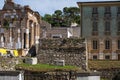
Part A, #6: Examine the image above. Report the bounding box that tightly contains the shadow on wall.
[28,45,36,57]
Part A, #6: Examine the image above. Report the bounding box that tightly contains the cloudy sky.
[0,0,117,16]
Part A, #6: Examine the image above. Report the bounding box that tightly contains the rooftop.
[77,0,120,3]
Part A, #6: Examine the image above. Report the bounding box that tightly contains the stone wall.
[0,57,22,71]
[37,38,86,70]
[98,69,120,80]
[24,70,76,80]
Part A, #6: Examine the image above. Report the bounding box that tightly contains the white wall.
[88,76,100,80]
[77,76,100,80]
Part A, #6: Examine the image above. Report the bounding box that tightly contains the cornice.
[77,1,120,7]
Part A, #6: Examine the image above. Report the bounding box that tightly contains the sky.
[0,0,118,16]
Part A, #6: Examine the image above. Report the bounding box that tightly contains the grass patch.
[16,63,79,72]
[89,60,120,70]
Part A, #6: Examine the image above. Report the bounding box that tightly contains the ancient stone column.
[25,19,29,49]
[17,29,21,48]
[25,28,29,49]
[30,22,34,46]
[1,34,4,47]
[35,23,39,44]
[37,23,40,39]
[9,28,12,49]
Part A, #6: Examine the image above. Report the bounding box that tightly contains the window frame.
[118,21,120,32]
[118,40,120,49]
[105,21,110,32]
[92,21,98,32]
[93,55,98,60]
[92,7,98,14]
[105,55,110,60]
[105,6,111,14]
[105,40,111,49]
[92,40,99,50]
[117,7,120,14]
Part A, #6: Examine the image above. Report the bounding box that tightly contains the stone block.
[54,60,65,66]
[77,72,100,80]
[25,57,37,65]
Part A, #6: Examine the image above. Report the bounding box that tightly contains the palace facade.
[77,1,120,60]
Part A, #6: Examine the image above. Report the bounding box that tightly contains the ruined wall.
[37,38,86,70]
[0,57,22,71]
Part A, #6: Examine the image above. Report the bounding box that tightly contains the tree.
[42,7,80,27]
[52,10,63,27]
[42,14,52,24]
[63,7,80,26]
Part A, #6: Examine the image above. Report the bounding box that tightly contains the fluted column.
[35,23,39,44]
[17,29,21,49]
[25,28,29,49]
[30,22,34,46]
[25,19,29,49]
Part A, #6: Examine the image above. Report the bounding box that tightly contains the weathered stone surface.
[54,59,65,66]
[37,38,86,70]
[25,57,37,65]
[0,57,22,71]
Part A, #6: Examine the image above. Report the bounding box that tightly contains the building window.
[118,7,120,14]
[105,40,111,49]
[93,55,97,60]
[118,40,120,49]
[92,7,98,20]
[105,55,110,60]
[92,7,98,14]
[92,21,98,31]
[93,40,98,49]
[118,21,120,32]
[105,21,110,32]
[104,7,111,19]
[105,6,111,13]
